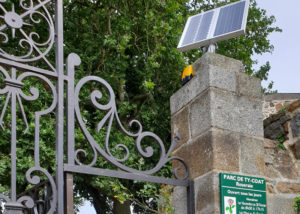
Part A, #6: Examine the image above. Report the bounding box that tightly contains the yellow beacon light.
[181,65,194,86]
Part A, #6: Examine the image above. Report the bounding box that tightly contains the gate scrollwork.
[0,0,57,213]
[71,55,189,178]
[64,53,189,182]
[0,0,192,213]
[0,0,55,69]
[0,64,57,213]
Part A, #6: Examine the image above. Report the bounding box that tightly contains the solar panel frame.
[177,0,250,52]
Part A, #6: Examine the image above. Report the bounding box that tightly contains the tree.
[0,0,281,213]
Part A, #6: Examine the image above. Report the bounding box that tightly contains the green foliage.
[294,196,300,212]
[158,185,174,214]
[280,105,287,114]
[277,135,284,144]
[277,135,285,150]
[0,0,281,213]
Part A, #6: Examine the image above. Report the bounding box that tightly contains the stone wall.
[171,53,300,214]
[263,93,300,119]
[263,98,300,213]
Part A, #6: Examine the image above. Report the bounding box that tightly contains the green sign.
[220,173,267,214]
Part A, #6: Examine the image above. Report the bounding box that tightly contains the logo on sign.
[224,196,236,214]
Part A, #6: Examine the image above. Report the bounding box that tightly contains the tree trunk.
[87,185,106,214]
[113,200,131,214]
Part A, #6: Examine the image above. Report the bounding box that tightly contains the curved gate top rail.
[0,1,194,214]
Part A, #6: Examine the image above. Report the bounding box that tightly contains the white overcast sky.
[254,0,300,93]
[78,1,300,213]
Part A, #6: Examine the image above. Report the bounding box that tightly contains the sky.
[79,201,96,214]
[78,1,300,213]
[254,0,300,93]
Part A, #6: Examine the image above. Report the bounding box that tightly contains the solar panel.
[214,1,246,37]
[195,11,214,42]
[182,14,202,46]
[177,0,250,52]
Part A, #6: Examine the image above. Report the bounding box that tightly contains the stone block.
[273,149,298,180]
[173,129,239,179]
[275,103,283,111]
[264,164,280,179]
[212,129,240,172]
[287,100,300,112]
[195,52,244,73]
[207,65,236,93]
[170,53,241,115]
[264,138,277,149]
[237,72,262,99]
[194,171,220,214]
[239,135,265,175]
[279,115,291,124]
[277,182,300,194]
[264,121,285,140]
[264,93,300,102]
[189,89,212,138]
[171,106,190,150]
[173,131,214,179]
[295,139,300,159]
[267,195,296,214]
[266,183,275,194]
[263,138,299,179]
[188,88,263,139]
[173,186,187,214]
[263,111,285,127]
[210,88,263,137]
[170,69,208,115]
[264,146,275,164]
[291,112,300,137]
[275,151,299,180]
[264,114,291,140]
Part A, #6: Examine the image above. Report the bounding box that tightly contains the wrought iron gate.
[0,0,194,213]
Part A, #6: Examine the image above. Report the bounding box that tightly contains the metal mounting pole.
[208,43,217,53]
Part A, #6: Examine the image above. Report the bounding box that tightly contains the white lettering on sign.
[237,176,244,182]
[224,174,264,185]
[256,207,265,211]
[246,198,258,202]
[227,190,240,195]
[256,203,266,207]
[224,174,236,181]
[254,193,262,197]
[236,182,253,188]
[250,178,264,184]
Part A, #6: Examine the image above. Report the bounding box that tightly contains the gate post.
[55,0,65,212]
[171,53,264,213]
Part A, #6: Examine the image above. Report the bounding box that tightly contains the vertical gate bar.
[66,53,78,166]
[10,69,17,202]
[187,180,195,214]
[55,0,64,213]
[65,53,80,214]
